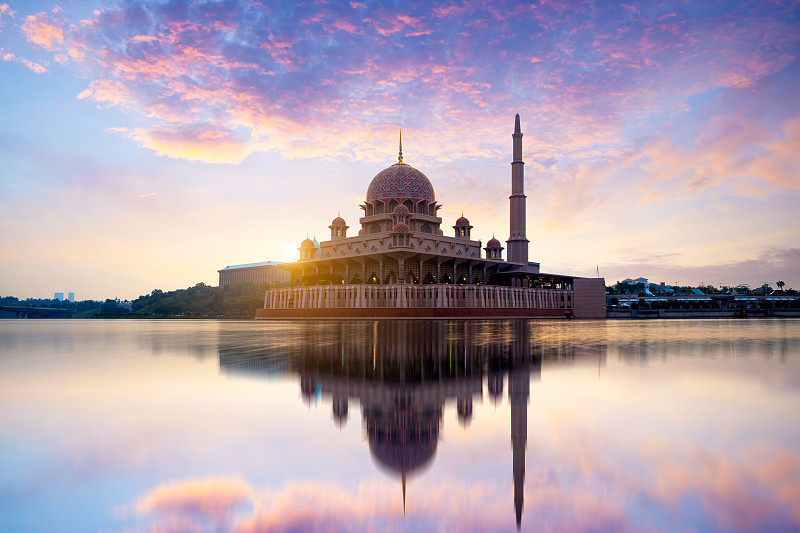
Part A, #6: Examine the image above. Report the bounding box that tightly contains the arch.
[366,203,374,216]
[370,224,381,234]
[421,223,432,234]
[388,199,398,212]
[403,199,413,212]
[376,201,385,214]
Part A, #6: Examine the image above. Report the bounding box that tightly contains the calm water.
[0,319,799,533]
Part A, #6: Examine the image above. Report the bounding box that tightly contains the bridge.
[0,306,70,319]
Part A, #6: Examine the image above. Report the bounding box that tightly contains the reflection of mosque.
[218,320,606,530]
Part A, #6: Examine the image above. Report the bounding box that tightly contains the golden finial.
[402,472,407,514]
[398,129,403,164]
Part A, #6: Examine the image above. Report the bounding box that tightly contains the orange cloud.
[130,126,253,164]
[137,476,253,518]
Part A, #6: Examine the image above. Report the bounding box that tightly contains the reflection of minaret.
[510,365,529,530]
[508,114,529,265]
[509,320,533,530]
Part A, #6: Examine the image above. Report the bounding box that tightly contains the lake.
[1,318,799,532]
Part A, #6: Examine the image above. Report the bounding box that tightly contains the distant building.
[54,292,64,301]
[621,277,649,285]
[218,261,291,288]
[67,292,75,302]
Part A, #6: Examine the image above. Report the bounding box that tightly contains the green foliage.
[128,281,267,318]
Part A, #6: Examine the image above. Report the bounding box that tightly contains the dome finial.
[402,472,407,514]
[398,129,403,164]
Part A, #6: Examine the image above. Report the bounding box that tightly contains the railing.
[265,284,572,310]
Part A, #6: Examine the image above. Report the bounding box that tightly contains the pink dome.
[486,237,502,248]
[367,163,435,203]
[331,216,347,226]
[393,204,410,214]
[393,222,410,233]
[455,216,470,226]
[300,237,316,248]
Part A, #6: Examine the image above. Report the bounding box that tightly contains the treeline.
[124,281,267,318]
[1,281,269,319]
[0,296,102,318]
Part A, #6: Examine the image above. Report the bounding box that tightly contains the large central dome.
[366,162,436,203]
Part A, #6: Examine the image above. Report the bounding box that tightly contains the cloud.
[136,476,253,519]
[129,125,253,164]
[21,11,64,50]
[126,436,800,533]
[3,0,794,169]
[0,3,15,27]
[1,50,47,73]
[598,247,800,288]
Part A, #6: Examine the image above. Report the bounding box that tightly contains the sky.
[0,0,798,300]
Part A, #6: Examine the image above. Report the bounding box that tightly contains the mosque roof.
[393,222,410,233]
[331,216,347,226]
[455,215,470,226]
[393,204,410,214]
[218,261,285,271]
[367,162,435,204]
[300,237,316,248]
[486,237,502,248]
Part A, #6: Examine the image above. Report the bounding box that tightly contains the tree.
[777,280,785,292]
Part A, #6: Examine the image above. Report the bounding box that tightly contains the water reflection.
[219,320,607,529]
[1,319,799,532]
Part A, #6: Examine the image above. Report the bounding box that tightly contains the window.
[421,223,432,234]
[370,224,381,234]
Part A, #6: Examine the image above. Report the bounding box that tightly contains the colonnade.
[264,284,572,310]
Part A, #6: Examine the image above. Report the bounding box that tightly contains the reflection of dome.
[301,237,316,248]
[455,216,470,226]
[333,396,348,428]
[393,204,410,214]
[486,237,502,248]
[331,216,347,226]
[393,223,410,233]
[367,163,435,203]
[488,371,504,403]
[457,397,473,428]
[368,425,438,476]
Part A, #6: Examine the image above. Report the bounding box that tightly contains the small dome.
[300,237,316,248]
[393,222,410,233]
[455,216,470,226]
[486,237,502,248]
[393,204,410,214]
[331,216,347,226]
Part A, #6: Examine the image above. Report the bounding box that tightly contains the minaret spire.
[398,129,404,164]
[507,113,529,265]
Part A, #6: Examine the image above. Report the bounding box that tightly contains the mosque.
[256,115,605,319]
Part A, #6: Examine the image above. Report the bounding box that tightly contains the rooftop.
[219,261,286,271]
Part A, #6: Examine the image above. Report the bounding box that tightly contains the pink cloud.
[0,3,15,26]
[21,11,64,50]
[1,50,47,73]
[4,0,796,177]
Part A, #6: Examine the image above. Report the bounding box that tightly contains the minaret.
[507,114,529,264]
